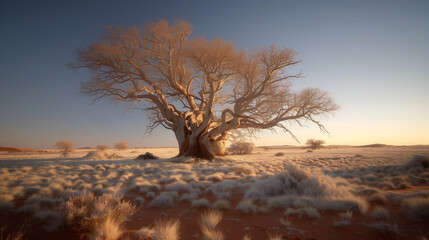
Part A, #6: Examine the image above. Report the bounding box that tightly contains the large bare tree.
[70,20,338,160]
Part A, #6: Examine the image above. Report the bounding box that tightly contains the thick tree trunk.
[172,113,228,160]
[174,130,226,160]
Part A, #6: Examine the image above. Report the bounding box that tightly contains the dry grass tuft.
[0,227,25,240]
[136,218,180,240]
[65,192,136,240]
[200,210,224,240]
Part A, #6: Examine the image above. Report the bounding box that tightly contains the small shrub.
[372,206,390,221]
[274,152,285,157]
[367,193,387,205]
[212,200,230,211]
[55,140,74,157]
[192,198,210,208]
[305,139,325,150]
[363,221,400,235]
[148,195,174,208]
[82,151,120,160]
[96,145,109,151]
[136,152,159,160]
[227,142,254,155]
[333,211,353,227]
[133,197,145,205]
[114,142,128,151]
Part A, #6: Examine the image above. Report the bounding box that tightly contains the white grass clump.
[165,183,193,193]
[401,197,429,221]
[247,162,368,213]
[212,200,230,211]
[363,221,400,235]
[65,192,136,239]
[179,192,199,202]
[136,219,180,240]
[367,192,387,205]
[146,191,156,199]
[148,195,174,208]
[235,200,258,214]
[82,151,120,161]
[333,211,353,227]
[160,191,179,200]
[372,206,390,221]
[192,198,210,208]
[34,210,65,232]
[233,165,256,176]
[200,210,224,240]
[284,207,321,219]
[133,196,145,205]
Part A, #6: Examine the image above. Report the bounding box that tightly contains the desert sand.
[1,145,428,239]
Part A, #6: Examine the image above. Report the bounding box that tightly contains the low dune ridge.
[0,146,34,152]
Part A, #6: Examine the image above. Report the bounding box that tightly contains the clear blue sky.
[1,0,428,148]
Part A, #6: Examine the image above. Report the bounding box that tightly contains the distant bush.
[96,145,109,151]
[274,152,285,157]
[114,142,128,151]
[306,139,325,150]
[136,152,159,160]
[55,140,74,157]
[227,142,254,155]
[82,151,120,160]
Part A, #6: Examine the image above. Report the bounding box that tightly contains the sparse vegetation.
[367,193,387,205]
[65,192,136,240]
[200,210,224,240]
[136,218,180,240]
[305,139,325,150]
[372,206,390,221]
[96,145,109,151]
[228,142,254,155]
[114,142,128,151]
[55,140,74,157]
[136,152,159,160]
[0,228,25,240]
[333,211,353,227]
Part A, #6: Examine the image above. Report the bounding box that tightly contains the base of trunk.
[176,138,226,160]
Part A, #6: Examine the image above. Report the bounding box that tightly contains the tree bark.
[173,124,226,160]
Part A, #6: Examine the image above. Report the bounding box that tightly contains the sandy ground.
[1,145,428,239]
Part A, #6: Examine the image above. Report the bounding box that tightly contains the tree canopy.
[70,20,338,159]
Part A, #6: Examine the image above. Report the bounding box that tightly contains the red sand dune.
[0,146,34,152]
